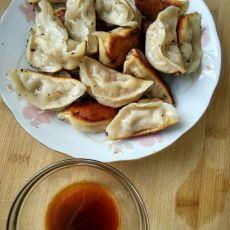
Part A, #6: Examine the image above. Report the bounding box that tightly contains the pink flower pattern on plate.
[201,27,211,47]
[135,133,163,147]
[19,1,36,22]
[23,104,55,127]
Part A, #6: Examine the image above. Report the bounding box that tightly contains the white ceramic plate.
[0,0,221,162]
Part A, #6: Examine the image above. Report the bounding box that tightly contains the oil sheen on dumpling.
[8,69,86,110]
[106,100,179,140]
[178,13,203,74]
[94,27,140,69]
[123,49,173,104]
[79,57,153,108]
[65,0,98,55]
[26,0,86,73]
[95,0,142,27]
[145,6,186,74]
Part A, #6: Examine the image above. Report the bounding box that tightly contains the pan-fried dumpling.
[79,57,153,108]
[135,0,189,20]
[95,0,142,27]
[65,0,98,55]
[124,49,173,104]
[145,6,186,74]
[178,13,203,74]
[26,0,86,73]
[106,100,179,140]
[94,27,140,69]
[8,69,86,110]
[58,102,117,132]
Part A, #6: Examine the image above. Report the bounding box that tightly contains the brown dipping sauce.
[45,182,120,230]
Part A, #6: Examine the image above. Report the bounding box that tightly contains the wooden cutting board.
[0,0,229,229]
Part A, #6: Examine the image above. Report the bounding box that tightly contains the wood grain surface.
[0,0,229,229]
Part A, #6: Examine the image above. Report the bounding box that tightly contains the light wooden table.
[0,0,229,229]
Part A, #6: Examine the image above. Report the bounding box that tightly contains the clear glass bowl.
[7,159,149,230]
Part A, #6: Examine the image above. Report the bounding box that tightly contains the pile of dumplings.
[8,0,202,140]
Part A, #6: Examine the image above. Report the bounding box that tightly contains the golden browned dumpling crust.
[135,0,189,20]
[94,27,141,69]
[58,102,117,132]
[177,13,203,74]
[64,102,117,123]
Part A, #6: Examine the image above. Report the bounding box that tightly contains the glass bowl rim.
[7,158,149,230]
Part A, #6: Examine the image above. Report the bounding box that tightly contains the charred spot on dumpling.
[135,0,189,20]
